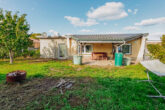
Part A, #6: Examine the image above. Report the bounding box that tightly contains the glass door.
[58,44,67,59]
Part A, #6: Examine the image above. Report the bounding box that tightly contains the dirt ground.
[0,77,92,110]
[0,78,59,110]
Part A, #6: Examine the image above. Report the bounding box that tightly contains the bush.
[22,49,40,58]
[0,47,8,59]
[161,35,165,48]
[32,50,40,58]
[147,44,165,63]
[0,48,40,59]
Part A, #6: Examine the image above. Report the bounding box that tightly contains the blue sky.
[0,0,165,40]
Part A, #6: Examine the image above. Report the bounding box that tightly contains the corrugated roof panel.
[70,33,148,42]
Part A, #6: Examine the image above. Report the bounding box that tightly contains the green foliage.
[28,50,40,58]
[0,46,8,58]
[0,9,32,63]
[30,33,41,39]
[147,44,165,63]
[147,35,165,63]
[33,50,40,58]
[21,49,40,58]
[161,35,165,48]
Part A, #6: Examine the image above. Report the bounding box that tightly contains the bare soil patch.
[0,77,92,110]
[0,78,58,110]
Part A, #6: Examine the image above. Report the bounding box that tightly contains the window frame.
[78,44,93,55]
[122,44,132,55]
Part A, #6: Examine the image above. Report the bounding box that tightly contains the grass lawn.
[0,59,165,110]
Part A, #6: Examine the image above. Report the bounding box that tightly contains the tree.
[147,35,165,63]
[161,35,165,48]
[0,9,32,64]
[30,33,41,39]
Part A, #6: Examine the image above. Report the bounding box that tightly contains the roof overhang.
[78,41,124,43]
[70,33,149,43]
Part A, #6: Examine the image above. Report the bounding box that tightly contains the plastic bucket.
[123,57,131,66]
[73,55,82,65]
[115,53,123,67]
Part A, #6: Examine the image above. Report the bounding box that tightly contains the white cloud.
[80,29,95,33]
[148,32,165,40]
[64,16,98,27]
[128,9,132,13]
[128,9,138,14]
[114,23,118,26]
[133,9,138,14]
[123,26,140,31]
[103,22,107,25]
[135,17,165,26]
[49,29,60,36]
[87,2,128,20]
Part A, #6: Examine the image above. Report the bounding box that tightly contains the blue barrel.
[115,53,123,67]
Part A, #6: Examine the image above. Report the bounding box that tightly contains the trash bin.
[123,57,131,66]
[115,53,123,67]
[73,55,82,65]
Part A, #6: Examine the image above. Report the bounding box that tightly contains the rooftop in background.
[37,35,66,39]
[69,33,148,42]
[147,40,161,44]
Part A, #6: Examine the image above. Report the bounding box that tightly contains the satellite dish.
[57,32,60,37]
[42,32,47,38]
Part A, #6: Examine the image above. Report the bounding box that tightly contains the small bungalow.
[39,33,148,63]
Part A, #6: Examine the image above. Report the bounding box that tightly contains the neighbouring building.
[30,38,40,49]
[38,33,148,63]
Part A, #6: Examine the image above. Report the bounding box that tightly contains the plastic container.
[115,53,123,67]
[123,57,131,66]
[73,55,82,65]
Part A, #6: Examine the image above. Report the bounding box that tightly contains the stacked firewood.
[55,79,75,94]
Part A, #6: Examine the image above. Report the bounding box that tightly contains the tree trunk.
[9,50,14,64]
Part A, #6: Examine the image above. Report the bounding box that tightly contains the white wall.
[40,38,67,59]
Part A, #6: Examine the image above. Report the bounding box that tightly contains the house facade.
[39,33,148,63]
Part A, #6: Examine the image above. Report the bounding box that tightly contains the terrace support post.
[77,41,79,56]
[67,37,70,57]
[80,43,82,55]
[135,35,147,64]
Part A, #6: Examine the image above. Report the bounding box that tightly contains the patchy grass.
[0,59,165,110]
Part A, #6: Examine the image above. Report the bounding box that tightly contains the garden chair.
[140,60,165,99]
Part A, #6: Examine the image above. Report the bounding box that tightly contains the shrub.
[147,44,165,63]
[32,50,40,58]
[161,35,165,48]
[0,47,8,59]
[25,50,40,58]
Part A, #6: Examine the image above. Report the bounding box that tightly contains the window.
[85,45,92,53]
[78,44,93,54]
[122,44,132,54]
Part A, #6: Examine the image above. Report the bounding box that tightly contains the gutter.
[114,40,126,53]
[78,40,124,43]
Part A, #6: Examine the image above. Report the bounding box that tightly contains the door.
[58,44,67,59]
